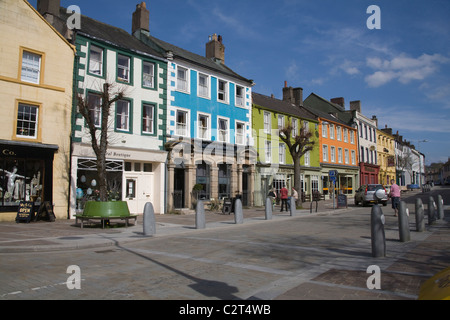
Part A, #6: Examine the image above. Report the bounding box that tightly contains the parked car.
[355,184,388,206]
[407,184,420,190]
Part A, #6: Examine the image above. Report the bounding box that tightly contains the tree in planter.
[279,124,316,207]
[77,82,125,202]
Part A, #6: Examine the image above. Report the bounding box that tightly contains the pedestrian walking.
[280,185,289,212]
[268,188,277,208]
[389,179,401,216]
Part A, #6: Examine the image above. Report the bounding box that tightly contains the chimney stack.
[350,100,362,113]
[282,82,303,107]
[331,97,345,109]
[37,0,60,17]
[132,2,150,36]
[206,34,225,64]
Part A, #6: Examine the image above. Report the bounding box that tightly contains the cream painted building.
[0,0,75,221]
[377,127,396,186]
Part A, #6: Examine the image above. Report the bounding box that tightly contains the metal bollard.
[265,197,273,220]
[143,202,156,236]
[398,201,410,242]
[415,198,425,232]
[371,204,386,258]
[428,196,436,225]
[437,195,444,220]
[234,198,243,224]
[289,197,297,216]
[195,200,206,229]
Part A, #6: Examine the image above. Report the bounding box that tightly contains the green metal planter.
[82,201,131,218]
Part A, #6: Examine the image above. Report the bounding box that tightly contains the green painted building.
[252,91,320,206]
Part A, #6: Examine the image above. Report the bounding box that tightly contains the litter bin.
[222,198,232,214]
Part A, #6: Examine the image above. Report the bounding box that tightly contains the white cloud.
[365,53,450,87]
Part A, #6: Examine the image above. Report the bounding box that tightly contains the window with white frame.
[117,54,131,83]
[235,122,245,145]
[265,140,271,163]
[278,115,285,130]
[16,103,39,139]
[322,123,328,138]
[338,148,343,163]
[142,104,154,134]
[351,150,356,165]
[235,85,244,107]
[344,128,348,142]
[292,118,298,137]
[279,143,286,164]
[142,61,155,88]
[263,111,271,134]
[177,66,188,92]
[218,79,228,103]
[336,126,342,141]
[345,149,349,164]
[87,92,102,128]
[198,73,209,98]
[218,118,229,142]
[323,145,328,162]
[88,45,103,76]
[305,150,310,166]
[350,130,355,144]
[329,124,335,139]
[303,120,309,132]
[198,113,210,140]
[21,50,41,84]
[330,146,336,163]
[116,100,130,132]
[176,110,188,136]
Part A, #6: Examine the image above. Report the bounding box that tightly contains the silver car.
[355,184,388,206]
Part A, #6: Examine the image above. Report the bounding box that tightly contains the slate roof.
[303,93,354,127]
[58,8,165,60]
[252,92,318,122]
[141,33,253,84]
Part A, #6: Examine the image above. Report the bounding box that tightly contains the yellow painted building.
[0,0,75,221]
[377,127,396,186]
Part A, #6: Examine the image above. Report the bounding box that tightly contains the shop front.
[360,162,380,186]
[321,164,358,198]
[0,140,58,220]
[70,144,167,218]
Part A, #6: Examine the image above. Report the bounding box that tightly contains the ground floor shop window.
[218,164,231,199]
[339,176,353,195]
[0,158,44,206]
[195,161,210,200]
[75,158,123,210]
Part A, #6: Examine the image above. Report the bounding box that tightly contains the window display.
[0,159,44,206]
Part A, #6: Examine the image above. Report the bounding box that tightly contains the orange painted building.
[304,93,359,197]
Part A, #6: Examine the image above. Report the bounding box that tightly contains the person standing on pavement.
[280,185,289,212]
[389,179,401,216]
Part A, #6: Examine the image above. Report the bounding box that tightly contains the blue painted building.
[133,4,255,211]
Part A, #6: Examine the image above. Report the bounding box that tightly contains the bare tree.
[279,124,316,207]
[77,82,125,202]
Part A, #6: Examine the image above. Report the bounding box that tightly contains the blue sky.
[30,0,450,164]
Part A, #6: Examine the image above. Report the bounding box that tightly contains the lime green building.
[252,89,320,206]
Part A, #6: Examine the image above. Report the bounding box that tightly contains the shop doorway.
[173,168,185,209]
[124,174,153,214]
